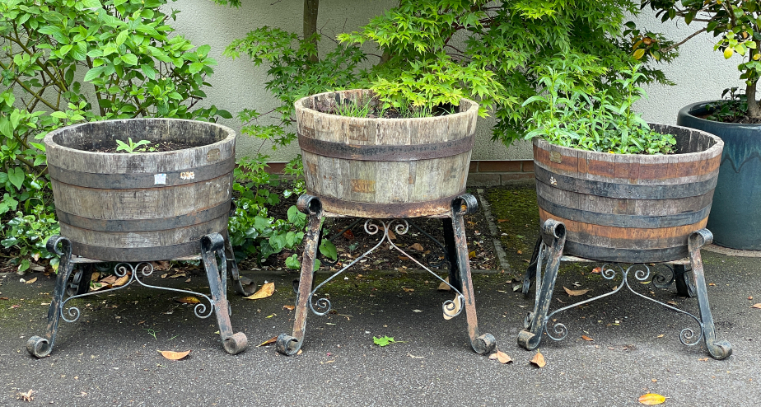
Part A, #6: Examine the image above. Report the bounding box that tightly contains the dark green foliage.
[228,155,308,265]
[340,0,676,144]
[523,64,676,154]
[0,0,226,270]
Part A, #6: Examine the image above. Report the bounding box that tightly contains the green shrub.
[0,0,227,271]
[523,64,676,154]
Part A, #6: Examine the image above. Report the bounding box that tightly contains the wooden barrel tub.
[44,119,236,262]
[533,124,724,263]
[295,89,478,218]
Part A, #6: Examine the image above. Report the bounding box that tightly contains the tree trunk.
[747,78,761,120]
[303,0,319,63]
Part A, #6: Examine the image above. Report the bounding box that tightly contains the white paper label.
[154,174,167,185]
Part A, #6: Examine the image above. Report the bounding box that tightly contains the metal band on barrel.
[56,201,231,233]
[298,133,475,161]
[48,158,235,189]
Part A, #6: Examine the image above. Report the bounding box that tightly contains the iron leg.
[277,195,322,356]
[687,230,732,360]
[673,264,696,298]
[522,236,543,296]
[442,218,463,292]
[451,195,496,355]
[27,236,75,358]
[201,233,247,355]
[518,219,566,351]
[225,234,256,297]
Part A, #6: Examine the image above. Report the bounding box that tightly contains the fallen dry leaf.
[113,274,130,287]
[175,296,201,304]
[409,243,424,251]
[638,393,666,405]
[516,250,523,255]
[342,230,355,240]
[438,277,451,291]
[402,287,414,293]
[256,336,277,347]
[245,282,275,300]
[581,335,594,341]
[407,353,424,359]
[90,272,100,281]
[24,277,37,285]
[158,350,191,360]
[698,357,709,362]
[497,219,508,223]
[592,267,602,274]
[283,304,295,311]
[443,295,462,320]
[387,230,396,240]
[667,300,678,306]
[708,283,716,286]
[488,350,513,364]
[468,250,476,259]
[100,275,117,285]
[169,272,187,279]
[751,303,761,309]
[17,389,33,402]
[530,351,546,368]
[564,286,590,296]
[748,296,753,300]
[0,297,8,300]
[656,334,665,338]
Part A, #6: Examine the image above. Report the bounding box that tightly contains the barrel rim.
[679,100,761,129]
[43,118,236,157]
[532,123,724,160]
[294,89,479,124]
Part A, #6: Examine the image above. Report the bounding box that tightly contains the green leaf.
[81,0,102,9]
[121,54,138,66]
[141,64,157,80]
[188,62,204,74]
[50,111,68,119]
[319,239,337,261]
[285,254,300,270]
[83,66,106,82]
[8,167,25,190]
[373,336,396,347]
[116,30,129,46]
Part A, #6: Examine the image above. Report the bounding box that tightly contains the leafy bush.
[523,64,676,154]
[339,0,676,143]
[228,155,309,267]
[0,0,227,271]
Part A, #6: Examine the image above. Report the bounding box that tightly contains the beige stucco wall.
[171,1,739,161]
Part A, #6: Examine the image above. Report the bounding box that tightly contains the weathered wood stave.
[295,89,478,218]
[534,124,723,263]
[45,119,236,262]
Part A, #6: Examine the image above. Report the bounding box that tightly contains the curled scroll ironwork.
[652,265,675,289]
[60,261,216,322]
[679,327,703,346]
[306,218,467,320]
[545,322,568,341]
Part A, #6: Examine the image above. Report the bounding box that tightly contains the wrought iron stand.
[276,194,497,356]
[26,233,250,358]
[517,219,732,360]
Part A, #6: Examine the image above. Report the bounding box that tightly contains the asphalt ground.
[0,249,759,406]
